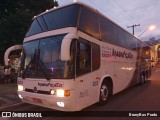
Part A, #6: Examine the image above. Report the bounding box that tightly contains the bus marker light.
[96,77,100,80]
[64,90,70,97]
[80,80,83,82]
[57,102,64,107]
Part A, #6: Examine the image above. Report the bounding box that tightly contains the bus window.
[21,34,76,79]
[125,33,137,50]
[26,4,80,37]
[141,43,151,59]
[26,19,43,37]
[100,17,116,44]
[136,40,142,59]
[76,38,91,76]
[43,5,80,31]
[115,26,126,48]
[92,43,100,71]
[79,7,100,39]
[37,16,48,32]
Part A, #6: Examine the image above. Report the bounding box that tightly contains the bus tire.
[98,81,111,105]
[144,71,148,83]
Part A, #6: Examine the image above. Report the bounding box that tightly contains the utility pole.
[127,24,140,35]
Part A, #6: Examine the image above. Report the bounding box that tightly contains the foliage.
[0,0,58,64]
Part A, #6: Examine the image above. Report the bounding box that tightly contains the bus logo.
[102,46,112,58]
[112,49,133,59]
[102,46,133,59]
[38,82,63,88]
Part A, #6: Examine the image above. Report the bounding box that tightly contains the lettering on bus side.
[79,90,88,98]
[102,46,112,58]
[112,49,133,59]
[38,82,63,88]
[102,46,133,59]
[93,81,98,86]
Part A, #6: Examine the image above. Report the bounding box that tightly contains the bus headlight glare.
[56,89,64,97]
[57,102,64,107]
[18,85,23,91]
[18,94,23,99]
[56,89,70,97]
[50,89,55,95]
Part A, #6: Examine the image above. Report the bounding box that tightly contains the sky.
[57,0,160,41]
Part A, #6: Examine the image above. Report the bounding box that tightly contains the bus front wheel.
[98,81,111,105]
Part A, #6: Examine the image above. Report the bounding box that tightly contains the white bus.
[17,2,152,111]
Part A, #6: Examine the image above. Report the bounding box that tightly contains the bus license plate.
[32,98,42,104]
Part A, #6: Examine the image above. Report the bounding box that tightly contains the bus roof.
[33,2,151,49]
[35,2,98,19]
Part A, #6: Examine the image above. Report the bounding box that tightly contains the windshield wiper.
[22,51,37,79]
[38,59,50,80]
[22,49,50,80]
[35,48,50,80]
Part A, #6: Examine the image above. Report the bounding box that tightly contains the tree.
[0,0,58,64]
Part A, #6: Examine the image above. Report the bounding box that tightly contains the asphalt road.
[1,68,160,120]
[0,84,17,96]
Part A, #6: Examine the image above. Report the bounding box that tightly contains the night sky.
[58,0,160,40]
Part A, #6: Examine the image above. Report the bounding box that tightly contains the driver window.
[76,38,91,76]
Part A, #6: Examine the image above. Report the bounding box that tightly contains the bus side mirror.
[4,45,22,66]
[61,33,78,61]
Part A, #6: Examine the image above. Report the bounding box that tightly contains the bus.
[17,2,152,111]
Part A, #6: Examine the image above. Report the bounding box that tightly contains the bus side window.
[76,39,91,76]
[92,43,100,71]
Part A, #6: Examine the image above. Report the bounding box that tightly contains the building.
[145,37,160,66]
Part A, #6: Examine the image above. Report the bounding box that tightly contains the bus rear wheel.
[98,81,111,105]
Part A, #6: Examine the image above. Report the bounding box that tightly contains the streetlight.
[138,25,156,38]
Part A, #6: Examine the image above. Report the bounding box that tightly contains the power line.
[109,1,136,24]
[106,1,135,25]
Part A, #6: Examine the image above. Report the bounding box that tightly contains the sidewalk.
[0,84,21,108]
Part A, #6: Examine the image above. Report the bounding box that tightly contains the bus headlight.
[50,89,55,95]
[56,89,70,97]
[56,89,64,97]
[18,85,24,91]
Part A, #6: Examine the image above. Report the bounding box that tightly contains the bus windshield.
[26,4,80,37]
[19,34,75,79]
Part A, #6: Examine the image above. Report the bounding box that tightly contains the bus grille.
[25,88,50,95]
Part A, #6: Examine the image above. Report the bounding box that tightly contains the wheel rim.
[141,74,144,84]
[100,84,108,101]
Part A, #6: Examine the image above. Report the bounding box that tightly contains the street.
[0,68,160,119]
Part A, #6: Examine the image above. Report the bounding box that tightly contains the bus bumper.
[18,90,76,111]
